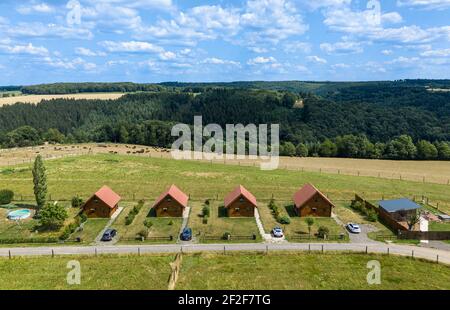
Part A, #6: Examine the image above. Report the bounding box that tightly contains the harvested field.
[0,93,124,106]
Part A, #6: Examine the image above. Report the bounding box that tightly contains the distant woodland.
[0,80,449,160]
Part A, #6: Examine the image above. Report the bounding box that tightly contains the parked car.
[272,227,284,238]
[101,229,117,241]
[346,223,362,234]
[180,228,193,241]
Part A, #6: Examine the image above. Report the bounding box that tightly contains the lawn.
[177,252,450,290]
[188,201,260,242]
[72,218,110,244]
[257,200,346,241]
[111,202,182,243]
[0,254,173,290]
[0,204,79,242]
[429,221,450,231]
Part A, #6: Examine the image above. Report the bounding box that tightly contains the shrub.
[144,219,153,228]
[168,220,174,226]
[351,201,364,212]
[202,205,211,217]
[125,216,134,226]
[203,216,209,224]
[317,226,330,239]
[204,199,210,206]
[137,229,148,240]
[277,215,291,224]
[367,210,378,222]
[71,196,84,208]
[79,213,88,223]
[268,198,276,210]
[125,201,144,225]
[0,189,14,205]
[222,232,231,240]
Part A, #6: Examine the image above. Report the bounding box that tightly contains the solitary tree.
[39,202,68,230]
[406,210,422,231]
[306,217,315,236]
[32,155,47,211]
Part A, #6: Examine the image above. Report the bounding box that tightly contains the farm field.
[0,253,448,290]
[0,93,125,106]
[1,153,449,215]
[0,143,449,185]
[187,201,261,242]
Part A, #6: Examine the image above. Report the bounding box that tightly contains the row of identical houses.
[81,183,335,218]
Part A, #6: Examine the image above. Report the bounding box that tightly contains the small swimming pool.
[7,209,32,220]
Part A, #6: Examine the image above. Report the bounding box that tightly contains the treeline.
[280,135,450,160]
[0,88,449,160]
[20,82,164,94]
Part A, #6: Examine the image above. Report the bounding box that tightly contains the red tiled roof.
[153,185,189,208]
[93,186,121,209]
[224,185,257,208]
[293,183,335,208]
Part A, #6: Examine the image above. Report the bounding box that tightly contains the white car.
[346,223,362,234]
[272,227,284,238]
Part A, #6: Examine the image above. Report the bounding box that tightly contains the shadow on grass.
[284,204,297,217]
[218,206,229,218]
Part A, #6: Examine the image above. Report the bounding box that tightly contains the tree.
[118,126,129,143]
[306,217,314,235]
[406,210,421,231]
[317,226,330,239]
[296,143,309,157]
[319,139,337,157]
[280,142,296,156]
[416,140,438,159]
[43,128,65,144]
[435,141,450,160]
[32,155,47,211]
[384,135,417,159]
[4,126,42,148]
[39,203,68,230]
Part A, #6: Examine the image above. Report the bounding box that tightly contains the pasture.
[0,253,448,290]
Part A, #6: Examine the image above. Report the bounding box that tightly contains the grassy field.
[188,201,260,242]
[429,221,450,231]
[0,254,173,290]
[1,154,449,212]
[111,202,182,243]
[0,93,124,106]
[257,201,347,240]
[72,219,110,244]
[0,252,448,290]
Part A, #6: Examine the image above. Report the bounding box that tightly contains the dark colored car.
[101,229,117,242]
[180,228,192,241]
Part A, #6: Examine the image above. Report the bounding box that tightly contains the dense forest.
[20,83,164,94]
[0,81,449,160]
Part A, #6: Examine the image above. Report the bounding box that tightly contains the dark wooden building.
[224,185,257,217]
[153,185,189,217]
[293,183,334,217]
[82,186,121,218]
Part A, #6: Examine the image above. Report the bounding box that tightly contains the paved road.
[0,242,448,265]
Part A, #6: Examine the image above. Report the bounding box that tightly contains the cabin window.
[235,208,240,212]
[163,208,168,212]
[239,197,244,202]
[167,198,172,202]
[312,208,317,212]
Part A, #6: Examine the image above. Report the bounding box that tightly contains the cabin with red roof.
[224,185,257,217]
[293,183,334,217]
[82,186,121,218]
[153,185,189,217]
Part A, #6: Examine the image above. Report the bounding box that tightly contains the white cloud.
[331,63,350,69]
[84,0,174,10]
[320,41,363,54]
[284,41,312,54]
[382,49,393,55]
[307,55,327,64]
[0,43,48,56]
[43,56,97,71]
[421,48,450,57]
[397,0,450,10]
[75,47,106,57]
[247,56,277,65]
[159,51,176,60]
[1,22,93,40]
[202,57,240,66]
[100,41,164,53]
[17,2,55,15]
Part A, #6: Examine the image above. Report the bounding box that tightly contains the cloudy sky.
[0,0,450,85]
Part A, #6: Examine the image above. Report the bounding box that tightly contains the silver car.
[272,227,284,238]
[346,223,362,234]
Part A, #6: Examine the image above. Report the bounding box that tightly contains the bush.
[203,216,209,224]
[71,196,84,208]
[125,216,134,226]
[39,203,69,231]
[277,215,291,224]
[222,232,231,240]
[268,198,276,210]
[137,229,148,240]
[351,201,364,212]
[202,205,211,217]
[125,201,144,226]
[0,189,14,205]
[204,199,210,206]
[168,220,174,226]
[79,213,88,223]
[367,210,378,222]
[317,226,330,239]
[144,219,153,228]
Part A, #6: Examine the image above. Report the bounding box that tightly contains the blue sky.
[0,0,450,85]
